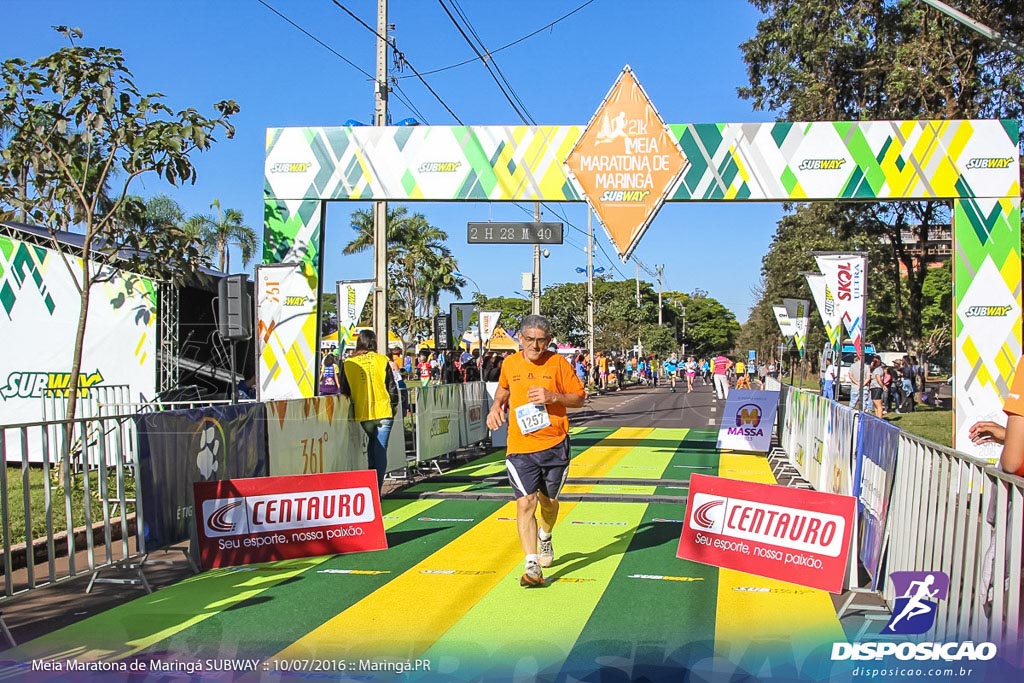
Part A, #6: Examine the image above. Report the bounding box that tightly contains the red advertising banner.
[193,470,387,569]
[677,474,855,593]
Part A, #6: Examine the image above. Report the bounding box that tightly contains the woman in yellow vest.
[339,329,400,492]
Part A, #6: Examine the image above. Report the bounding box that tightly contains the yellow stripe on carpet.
[567,427,653,488]
[713,453,846,658]
[272,500,577,660]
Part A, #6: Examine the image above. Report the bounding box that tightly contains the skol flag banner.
[336,279,373,350]
[480,311,501,344]
[814,253,866,353]
[257,263,317,400]
[803,272,841,348]
[677,473,856,593]
[450,303,477,346]
[783,298,811,358]
[772,305,796,340]
[564,66,688,260]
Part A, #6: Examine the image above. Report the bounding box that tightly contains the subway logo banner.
[0,235,156,462]
[257,263,318,401]
[194,470,386,569]
[678,474,856,593]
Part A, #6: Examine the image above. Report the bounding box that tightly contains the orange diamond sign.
[566,66,687,259]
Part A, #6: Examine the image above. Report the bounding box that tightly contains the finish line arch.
[261,118,1020,457]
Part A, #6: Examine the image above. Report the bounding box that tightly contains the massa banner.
[716,389,780,453]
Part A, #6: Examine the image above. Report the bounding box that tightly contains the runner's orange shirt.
[499,351,585,455]
[1003,357,1024,476]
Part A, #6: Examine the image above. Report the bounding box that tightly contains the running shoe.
[538,535,554,567]
[520,561,545,587]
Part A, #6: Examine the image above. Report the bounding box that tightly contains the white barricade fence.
[886,433,1023,661]
[764,376,782,391]
[459,382,488,445]
[485,382,507,448]
[415,383,464,463]
[777,385,1024,661]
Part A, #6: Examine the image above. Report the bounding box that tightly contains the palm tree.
[194,199,258,272]
[344,207,463,346]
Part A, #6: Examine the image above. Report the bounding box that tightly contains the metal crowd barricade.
[778,384,1024,660]
[1,412,141,600]
[886,432,1023,660]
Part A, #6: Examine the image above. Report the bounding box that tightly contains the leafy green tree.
[344,206,462,349]
[0,28,238,427]
[683,296,741,357]
[740,0,1024,357]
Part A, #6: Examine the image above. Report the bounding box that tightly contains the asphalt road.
[570,378,725,430]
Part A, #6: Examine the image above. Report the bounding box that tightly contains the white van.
[820,339,877,400]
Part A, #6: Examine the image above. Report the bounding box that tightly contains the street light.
[453,270,484,354]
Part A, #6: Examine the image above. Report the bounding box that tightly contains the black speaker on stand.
[217,274,252,403]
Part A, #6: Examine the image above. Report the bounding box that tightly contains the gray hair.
[519,314,551,336]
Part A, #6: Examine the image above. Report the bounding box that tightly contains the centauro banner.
[257,263,318,400]
[0,236,156,462]
[335,279,373,351]
[814,253,866,354]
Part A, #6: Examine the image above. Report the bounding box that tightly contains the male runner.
[486,315,586,587]
[664,353,679,393]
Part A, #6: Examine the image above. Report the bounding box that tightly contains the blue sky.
[2,0,783,320]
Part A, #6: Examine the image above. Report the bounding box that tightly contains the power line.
[436,0,534,123]
[330,0,465,124]
[256,0,426,123]
[401,0,598,78]
[256,0,374,81]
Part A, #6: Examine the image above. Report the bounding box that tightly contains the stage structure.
[262,66,1020,457]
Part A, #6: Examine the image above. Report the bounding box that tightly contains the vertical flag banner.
[772,305,796,340]
[814,253,866,353]
[450,303,477,347]
[335,279,373,351]
[480,311,501,345]
[804,272,841,348]
[257,263,318,400]
[783,298,811,358]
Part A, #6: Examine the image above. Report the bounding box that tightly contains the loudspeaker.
[433,314,452,351]
[217,274,252,341]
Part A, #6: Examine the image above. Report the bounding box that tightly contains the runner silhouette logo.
[884,571,950,634]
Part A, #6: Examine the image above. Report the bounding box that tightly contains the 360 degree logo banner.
[677,473,856,593]
[193,470,386,569]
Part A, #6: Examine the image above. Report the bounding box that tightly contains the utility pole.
[587,209,595,385]
[532,202,541,315]
[656,264,663,326]
[372,0,389,354]
[681,306,687,357]
[635,261,642,357]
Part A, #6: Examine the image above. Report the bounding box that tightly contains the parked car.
[819,339,877,400]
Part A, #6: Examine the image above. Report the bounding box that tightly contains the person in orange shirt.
[968,356,1024,476]
[486,315,585,587]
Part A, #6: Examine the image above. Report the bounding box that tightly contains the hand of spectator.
[969,420,1006,446]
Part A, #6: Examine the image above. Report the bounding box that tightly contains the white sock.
[525,554,539,566]
[538,529,552,541]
